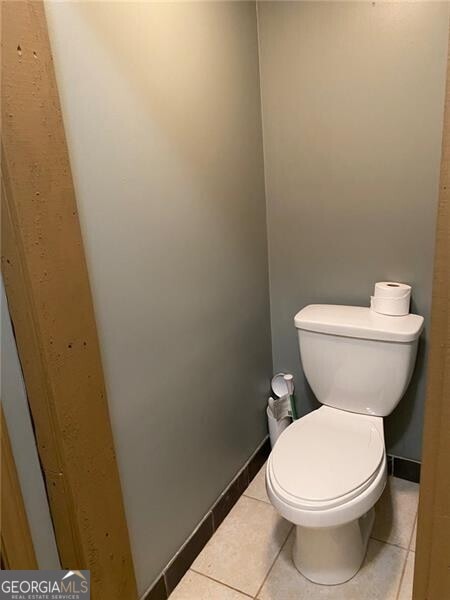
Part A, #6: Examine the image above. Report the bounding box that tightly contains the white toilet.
[266,304,423,585]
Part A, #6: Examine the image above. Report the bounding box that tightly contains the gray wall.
[45,2,271,594]
[1,283,60,570]
[44,1,447,591]
[257,1,449,461]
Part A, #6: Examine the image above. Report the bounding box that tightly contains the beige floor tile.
[410,518,417,551]
[258,534,407,600]
[371,476,419,548]
[398,552,415,600]
[170,570,250,599]
[244,463,270,504]
[192,495,292,596]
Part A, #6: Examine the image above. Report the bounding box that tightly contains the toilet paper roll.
[371,281,411,316]
[370,295,410,316]
[373,282,411,299]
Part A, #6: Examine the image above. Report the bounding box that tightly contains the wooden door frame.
[413,19,450,600]
[1,408,38,570]
[1,2,137,598]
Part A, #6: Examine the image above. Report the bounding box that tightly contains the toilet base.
[292,507,375,585]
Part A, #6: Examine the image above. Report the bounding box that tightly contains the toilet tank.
[295,305,424,417]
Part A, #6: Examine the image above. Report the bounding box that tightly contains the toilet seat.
[269,406,384,511]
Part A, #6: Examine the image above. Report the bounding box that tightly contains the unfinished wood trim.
[1,3,137,597]
[1,409,38,570]
[413,21,450,600]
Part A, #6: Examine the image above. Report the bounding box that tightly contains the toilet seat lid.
[271,407,384,503]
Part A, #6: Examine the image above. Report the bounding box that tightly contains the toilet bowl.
[266,304,423,585]
[266,406,387,584]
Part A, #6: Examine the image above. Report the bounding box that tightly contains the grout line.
[373,503,419,600]
[371,494,419,551]
[370,534,414,551]
[189,569,254,598]
[242,493,271,506]
[395,550,412,600]
[389,453,421,464]
[406,511,418,551]
[213,436,268,511]
[390,474,420,486]
[253,523,294,599]
[164,511,212,572]
[208,437,269,523]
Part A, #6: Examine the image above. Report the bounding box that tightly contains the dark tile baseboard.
[143,437,271,600]
[164,515,214,596]
[144,576,167,600]
[387,454,421,483]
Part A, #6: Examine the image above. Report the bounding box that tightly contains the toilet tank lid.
[294,304,424,343]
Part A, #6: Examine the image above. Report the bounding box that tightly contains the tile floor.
[170,464,419,600]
